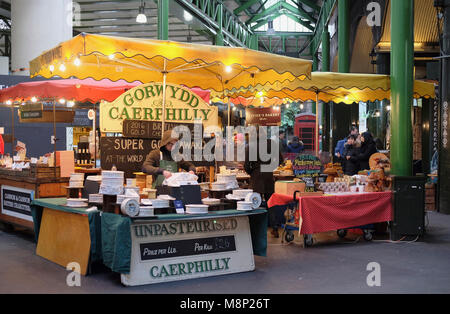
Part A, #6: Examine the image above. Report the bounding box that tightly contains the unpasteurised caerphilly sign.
[100,83,218,133]
[121,216,255,286]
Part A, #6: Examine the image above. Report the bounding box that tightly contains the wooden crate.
[30,165,61,178]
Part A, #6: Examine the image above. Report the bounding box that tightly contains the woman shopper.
[356,131,378,171]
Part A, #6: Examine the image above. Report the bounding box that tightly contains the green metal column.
[249,34,258,50]
[215,1,225,46]
[338,0,350,73]
[312,53,319,71]
[390,0,414,176]
[158,0,169,40]
[322,30,330,72]
[321,28,331,151]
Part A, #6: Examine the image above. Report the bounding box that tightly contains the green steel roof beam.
[254,31,313,37]
[234,0,261,15]
[174,0,254,47]
[284,12,315,31]
[246,1,282,25]
[281,1,317,24]
[308,0,337,55]
[250,13,282,30]
[296,0,321,12]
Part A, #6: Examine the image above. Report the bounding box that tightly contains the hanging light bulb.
[109,54,115,60]
[6,100,12,105]
[49,65,55,72]
[300,103,304,110]
[59,98,66,104]
[59,64,66,72]
[74,58,81,66]
[225,65,232,73]
[386,105,391,111]
[136,0,147,23]
[31,97,38,103]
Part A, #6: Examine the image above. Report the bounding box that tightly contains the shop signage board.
[100,83,218,133]
[122,120,201,139]
[100,137,156,178]
[1,185,34,222]
[245,108,281,126]
[19,110,43,119]
[18,110,75,123]
[121,215,255,286]
[293,154,322,192]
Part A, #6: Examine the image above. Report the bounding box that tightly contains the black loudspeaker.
[390,176,426,241]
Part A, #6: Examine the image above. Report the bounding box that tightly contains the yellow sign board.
[100,83,218,133]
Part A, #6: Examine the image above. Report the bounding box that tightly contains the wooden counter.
[0,167,69,230]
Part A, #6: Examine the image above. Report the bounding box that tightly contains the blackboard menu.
[293,154,322,192]
[122,120,201,139]
[100,137,158,178]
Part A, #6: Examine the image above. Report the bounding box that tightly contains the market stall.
[217,72,436,155]
[24,33,312,283]
[0,78,148,230]
[216,73,435,245]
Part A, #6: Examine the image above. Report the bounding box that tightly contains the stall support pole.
[390,0,414,176]
[315,92,320,156]
[436,0,450,214]
[10,104,14,155]
[338,0,350,73]
[53,101,57,178]
[161,59,167,140]
[93,105,97,166]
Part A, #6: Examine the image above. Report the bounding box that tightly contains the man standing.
[279,130,288,154]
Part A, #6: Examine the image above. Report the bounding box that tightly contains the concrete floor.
[1,210,450,294]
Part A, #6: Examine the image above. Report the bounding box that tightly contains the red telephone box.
[294,113,316,152]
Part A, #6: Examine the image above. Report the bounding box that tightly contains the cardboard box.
[56,150,75,178]
[275,181,306,196]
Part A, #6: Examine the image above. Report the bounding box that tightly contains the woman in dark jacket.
[343,135,360,175]
[356,131,378,171]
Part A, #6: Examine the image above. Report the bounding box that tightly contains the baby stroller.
[281,190,314,247]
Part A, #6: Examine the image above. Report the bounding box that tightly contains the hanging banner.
[100,83,218,133]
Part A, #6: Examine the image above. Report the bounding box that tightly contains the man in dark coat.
[343,134,360,175]
[244,128,284,237]
[355,131,378,171]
